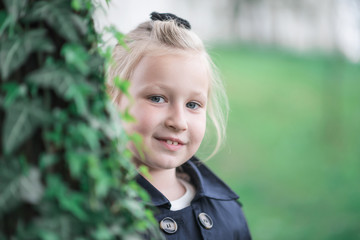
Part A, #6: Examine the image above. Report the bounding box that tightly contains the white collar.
[170,179,196,211]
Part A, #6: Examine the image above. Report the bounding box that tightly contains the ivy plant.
[0,0,163,239]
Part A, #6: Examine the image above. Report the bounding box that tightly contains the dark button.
[198,212,213,229]
[160,217,178,234]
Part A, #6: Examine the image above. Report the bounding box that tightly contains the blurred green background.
[95,1,360,238]
[204,45,360,240]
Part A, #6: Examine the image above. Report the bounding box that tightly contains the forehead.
[131,52,210,92]
[139,50,207,72]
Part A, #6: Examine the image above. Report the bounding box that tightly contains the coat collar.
[136,156,239,209]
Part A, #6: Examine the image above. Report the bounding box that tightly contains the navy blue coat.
[137,157,252,240]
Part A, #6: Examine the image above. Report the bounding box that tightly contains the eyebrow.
[136,83,167,93]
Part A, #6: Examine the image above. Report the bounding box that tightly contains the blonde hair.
[107,19,229,159]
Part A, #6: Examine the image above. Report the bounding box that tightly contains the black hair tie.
[150,12,191,30]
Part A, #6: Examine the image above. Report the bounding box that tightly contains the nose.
[165,104,188,131]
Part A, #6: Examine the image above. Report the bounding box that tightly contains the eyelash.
[186,102,201,110]
[149,95,166,103]
[148,96,202,110]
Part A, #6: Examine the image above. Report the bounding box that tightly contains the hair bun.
[150,12,191,30]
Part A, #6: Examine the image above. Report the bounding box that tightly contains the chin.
[151,159,181,170]
[146,155,187,170]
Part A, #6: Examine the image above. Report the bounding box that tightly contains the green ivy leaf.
[129,133,144,160]
[98,46,112,63]
[0,37,21,80]
[70,13,88,37]
[59,192,87,220]
[65,84,88,114]
[1,82,27,107]
[39,231,59,240]
[0,157,23,215]
[87,53,105,75]
[39,154,59,170]
[95,175,111,198]
[26,0,83,42]
[123,149,132,159]
[71,0,82,11]
[100,101,124,139]
[26,65,95,115]
[61,44,90,75]
[128,181,150,203]
[3,0,28,22]
[113,76,130,96]
[87,155,101,179]
[0,159,43,216]
[138,165,151,179]
[71,0,92,12]
[105,26,128,50]
[2,99,51,155]
[44,175,65,198]
[121,108,136,123]
[92,225,113,240]
[77,123,100,150]
[0,10,7,26]
[0,29,54,80]
[26,65,75,97]
[65,151,86,178]
[45,175,87,220]
[0,10,9,36]
[18,167,44,204]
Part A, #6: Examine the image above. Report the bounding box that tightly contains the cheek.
[122,105,159,162]
[191,114,207,144]
[126,103,159,136]
[116,93,129,111]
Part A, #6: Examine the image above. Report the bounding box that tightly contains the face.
[118,53,209,172]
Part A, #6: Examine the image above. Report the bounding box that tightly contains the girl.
[107,12,251,240]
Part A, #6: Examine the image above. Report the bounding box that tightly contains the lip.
[156,137,185,145]
[154,136,186,151]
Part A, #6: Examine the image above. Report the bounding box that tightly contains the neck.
[141,167,185,201]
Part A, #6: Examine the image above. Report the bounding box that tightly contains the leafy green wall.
[0,0,162,239]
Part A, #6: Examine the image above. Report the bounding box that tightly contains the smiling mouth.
[155,137,185,151]
[165,139,180,146]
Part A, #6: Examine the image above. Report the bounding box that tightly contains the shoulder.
[180,156,240,202]
[182,157,252,239]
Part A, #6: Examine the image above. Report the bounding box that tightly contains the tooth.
[167,140,173,145]
[173,142,178,146]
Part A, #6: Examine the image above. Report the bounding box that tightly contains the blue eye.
[149,96,165,103]
[186,102,200,110]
